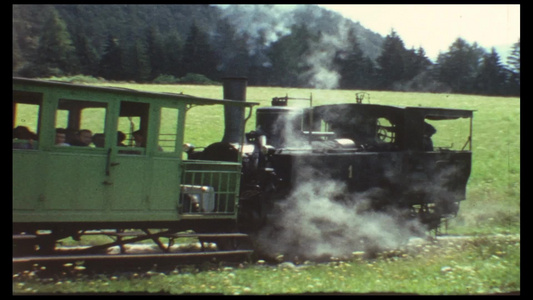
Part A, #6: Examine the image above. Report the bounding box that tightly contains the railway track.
[14,231,520,276]
[13,230,254,273]
[13,250,254,275]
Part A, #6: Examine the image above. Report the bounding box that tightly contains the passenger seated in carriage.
[13,126,38,149]
[55,128,70,146]
[69,129,93,146]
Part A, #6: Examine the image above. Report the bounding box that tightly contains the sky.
[319,4,520,62]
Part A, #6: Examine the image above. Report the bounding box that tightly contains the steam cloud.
[217,4,359,89]
[256,175,425,260]
[255,113,426,261]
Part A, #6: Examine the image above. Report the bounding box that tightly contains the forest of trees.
[13,4,520,96]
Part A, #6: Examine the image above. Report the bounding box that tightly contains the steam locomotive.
[13,77,472,259]
[191,79,473,235]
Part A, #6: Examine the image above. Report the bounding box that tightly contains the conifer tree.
[334,27,366,89]
[506,39,520,95]
[475,48,506,95]
[181,22,218,78]
[268,24,315,87]
[74,34,99,76]
[436,38,484,94]
[34,9,79,76]
[212,19,251,77]
[376,30,407,89]
[99,34,124,80]
[403,47,431,81]
[146,26,166,80]
[131,40,152,82]
[162,32,184,77]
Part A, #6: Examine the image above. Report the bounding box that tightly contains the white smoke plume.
[217,5,300,48]
[301,37,341,89]
[299,20,356,89]
[216,4,360,89]
[256,174,425,260]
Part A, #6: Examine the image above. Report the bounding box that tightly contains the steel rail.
[13,249,253,264]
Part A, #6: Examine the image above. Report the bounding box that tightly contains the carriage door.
[108,101,183,220]
[108,101,153,214]
[46,98,110,212]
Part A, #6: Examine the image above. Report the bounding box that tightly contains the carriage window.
[56,99,107,147]
[117,101,149,154]
[13,91,42,150]
[158,107,180,153]
[117,116,141,147]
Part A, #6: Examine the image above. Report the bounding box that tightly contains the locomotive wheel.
[413,203,442,230]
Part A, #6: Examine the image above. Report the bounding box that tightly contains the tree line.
[13,5,519,96]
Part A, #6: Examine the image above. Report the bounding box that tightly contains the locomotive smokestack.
[221,77,247,144]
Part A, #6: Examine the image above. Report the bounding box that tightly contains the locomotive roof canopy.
[314,103,474,120]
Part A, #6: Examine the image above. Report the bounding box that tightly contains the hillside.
[12,4,519,96]
[13,4,383,84]
[216,5,384,60]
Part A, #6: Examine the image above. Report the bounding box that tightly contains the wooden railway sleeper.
[142,229,169,253]
[34,230,251,255]
[67,229,176,255]
[116,229,126,254]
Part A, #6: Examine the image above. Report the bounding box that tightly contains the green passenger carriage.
[13,77,257,255]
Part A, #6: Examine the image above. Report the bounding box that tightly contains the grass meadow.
[13,81,520,294]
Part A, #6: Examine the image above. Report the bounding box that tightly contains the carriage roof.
[13,77,259,107]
